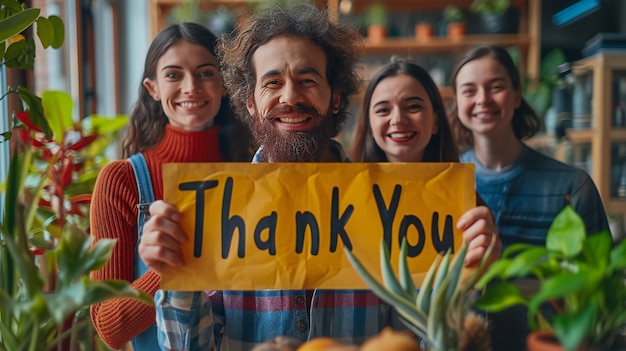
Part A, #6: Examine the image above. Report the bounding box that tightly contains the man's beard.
[252,103,335,162]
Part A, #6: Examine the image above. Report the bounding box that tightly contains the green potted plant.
[346,240,495,351]
[1,2,152,350]
[474,206,626,351]
[443,5,466,38]
[469,0,518,34]
[470,0,510,15]
[365,2,388,41]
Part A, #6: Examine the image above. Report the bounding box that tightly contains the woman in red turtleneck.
[89,23,254,350]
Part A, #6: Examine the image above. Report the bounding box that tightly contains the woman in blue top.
[447,44,610,351]
[448,45,609,248]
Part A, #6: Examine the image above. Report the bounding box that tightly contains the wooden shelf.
[362,35,532,56]
[148,0,259,38]
[610,128,626,142]
[346,0,528,12]
[608,199,626,214]
[566,129,593,144]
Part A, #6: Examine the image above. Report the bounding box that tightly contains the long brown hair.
[350,58,459,162]
[448,45,540,149]
[122,22,253,161]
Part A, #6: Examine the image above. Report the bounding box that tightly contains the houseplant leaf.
[0,7,40,42]
[545,205,584,258]
[48,15,64,48]
[41,90,75,144]
[552,305,595,351]
[397,238,417,299]
[35,16,53,48]
[474,281,526,311]
[582,231,611,270]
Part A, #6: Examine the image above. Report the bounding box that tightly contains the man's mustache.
[265,103,322,120]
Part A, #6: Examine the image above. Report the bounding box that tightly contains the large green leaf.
[582,231,611,271]
[42,281,89,325]
[540,48,567,85]
[41,90,75,144]
[0,7,40,43]
[474,281,526,311]
[56,224,90,289]
[503,246,549,277]
[35,16,53,48]
[546,205,585,258]
[528,272,588,314]
[82,238,116,272]
[553,305,596,351]
[48,15,64,48]
[17,87,52,138]
[609,238,626,270]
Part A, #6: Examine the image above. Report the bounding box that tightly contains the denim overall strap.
[128,153,159,350]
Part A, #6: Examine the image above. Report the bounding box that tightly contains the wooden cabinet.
[567,52,626,215]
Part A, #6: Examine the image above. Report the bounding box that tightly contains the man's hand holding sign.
[141,162,484,291]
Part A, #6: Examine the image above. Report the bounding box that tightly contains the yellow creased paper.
[160,162,475,291]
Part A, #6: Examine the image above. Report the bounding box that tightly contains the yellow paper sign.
[160,162,475,291]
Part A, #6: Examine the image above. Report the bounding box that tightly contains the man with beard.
[138,4,499,351]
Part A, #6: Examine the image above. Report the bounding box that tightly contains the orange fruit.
[297,337,342,351]
[359,328,421,351]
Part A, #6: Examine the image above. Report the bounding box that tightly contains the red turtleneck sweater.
[89,125,223,349]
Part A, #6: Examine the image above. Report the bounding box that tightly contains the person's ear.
[331,91,341,114]
[432,123,438,135]
[143,78,159,101]
[246,96,257,116]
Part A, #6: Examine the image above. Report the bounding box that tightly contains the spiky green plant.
[345,240,493,351]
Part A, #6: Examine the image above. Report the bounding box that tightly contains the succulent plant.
[345,239,493,351]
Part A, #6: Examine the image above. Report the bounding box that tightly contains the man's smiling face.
[246,35,341,162]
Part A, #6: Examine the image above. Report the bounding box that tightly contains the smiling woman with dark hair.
[89,22,253,351]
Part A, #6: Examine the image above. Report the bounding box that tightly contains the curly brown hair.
[123,23,253,161]
[217,4,363,137]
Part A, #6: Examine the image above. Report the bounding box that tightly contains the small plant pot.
[526,330,563,351]
[367,24,387,41]
[446,23,466,39]
[415,23,434,40]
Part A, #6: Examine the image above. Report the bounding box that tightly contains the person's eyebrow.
[404,96,424,103]
[260,69,281,81]
[160,62,217,71]
[372,96,423,108]
[296,66,323,78]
